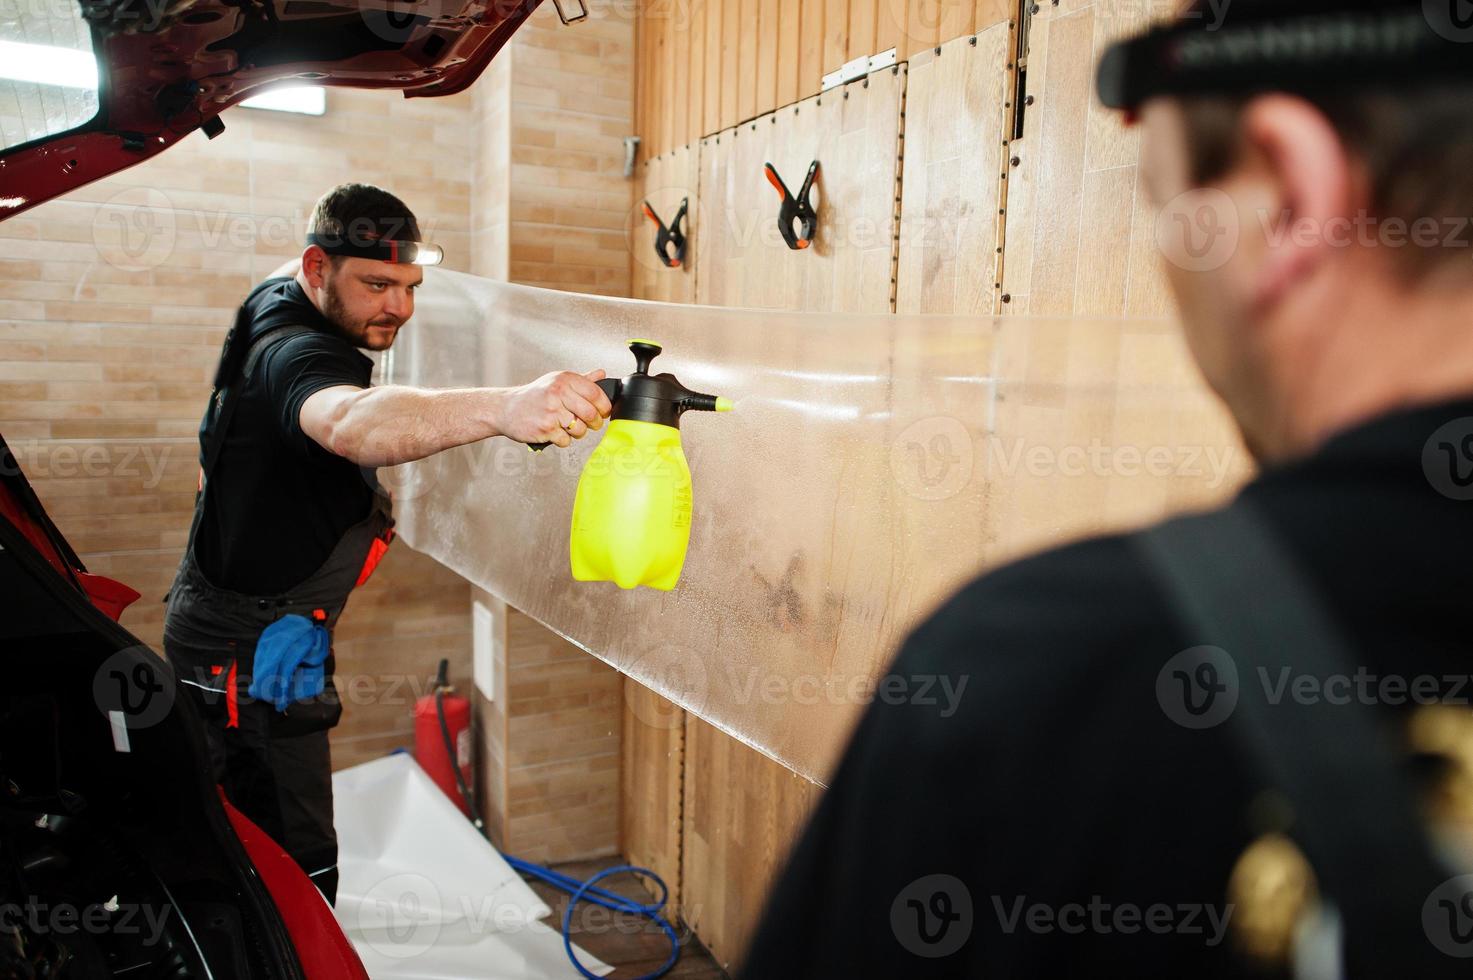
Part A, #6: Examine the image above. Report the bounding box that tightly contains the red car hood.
[0,0,541,221]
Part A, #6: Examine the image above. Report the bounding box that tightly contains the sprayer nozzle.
[715,397,734,413]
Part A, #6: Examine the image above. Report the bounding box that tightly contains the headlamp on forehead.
[306,232,445,266]
[1096,3,1473,114]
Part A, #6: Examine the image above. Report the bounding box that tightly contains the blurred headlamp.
[306,232,444,266]
[1097,1,1473,113]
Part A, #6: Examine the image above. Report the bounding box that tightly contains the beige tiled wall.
[472,588,623,863]
[503,5,637,297]
[503,604,621,862]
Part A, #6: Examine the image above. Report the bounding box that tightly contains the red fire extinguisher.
[415,659,475,818]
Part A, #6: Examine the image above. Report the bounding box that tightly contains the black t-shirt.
[193,278,376,595]
[740,397,1473,979]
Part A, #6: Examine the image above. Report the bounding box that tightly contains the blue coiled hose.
[427,671,681,980]
[502,854,681,980]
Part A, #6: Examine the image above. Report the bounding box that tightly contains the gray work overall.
[163,305,394,906]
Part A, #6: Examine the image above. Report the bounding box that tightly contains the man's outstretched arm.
[298,369,612,467]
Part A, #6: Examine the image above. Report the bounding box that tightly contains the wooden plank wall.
[680,716,823,965]
[694,67,904,311]
[894,27,1011,315]
[621,680,828,971]
[505,5,637,296]
[999,0,1178,319]
[635,0,1013,158]
[621,679,687,910]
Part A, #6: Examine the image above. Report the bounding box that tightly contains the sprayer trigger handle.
[525,377,623,453]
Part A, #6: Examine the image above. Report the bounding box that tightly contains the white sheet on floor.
[332,753,612,979]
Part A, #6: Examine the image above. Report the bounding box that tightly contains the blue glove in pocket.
[248,613,330,712]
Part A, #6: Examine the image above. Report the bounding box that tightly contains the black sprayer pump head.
[525,340,730,451]
[607,340,731,429]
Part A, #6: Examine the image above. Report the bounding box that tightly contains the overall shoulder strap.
[1138,503,1462,978]
[241,323,320,382]
[199,323,321,486]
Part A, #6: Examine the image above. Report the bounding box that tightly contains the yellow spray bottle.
[569,340,732,590]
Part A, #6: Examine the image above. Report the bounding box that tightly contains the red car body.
[2,0,543,221]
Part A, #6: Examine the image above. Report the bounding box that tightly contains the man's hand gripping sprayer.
[529,340,732,590]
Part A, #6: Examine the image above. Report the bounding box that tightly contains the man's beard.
[320,279,399,350]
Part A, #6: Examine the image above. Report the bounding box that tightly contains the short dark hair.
[306,182,422,250]
[1180,83,1473,283]
[1167,0,1473,281]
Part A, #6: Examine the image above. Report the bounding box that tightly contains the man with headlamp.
[743,1,1473,976]
[161,182,612,903]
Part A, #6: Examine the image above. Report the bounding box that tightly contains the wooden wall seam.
[672,705,688,917]
[887,64,907,314]
[689,141,704,303]
[994,17,1018,316]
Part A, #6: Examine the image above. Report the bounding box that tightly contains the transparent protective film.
[382,269,1252,782]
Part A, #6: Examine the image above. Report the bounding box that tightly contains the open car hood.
[0,0,546,221]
